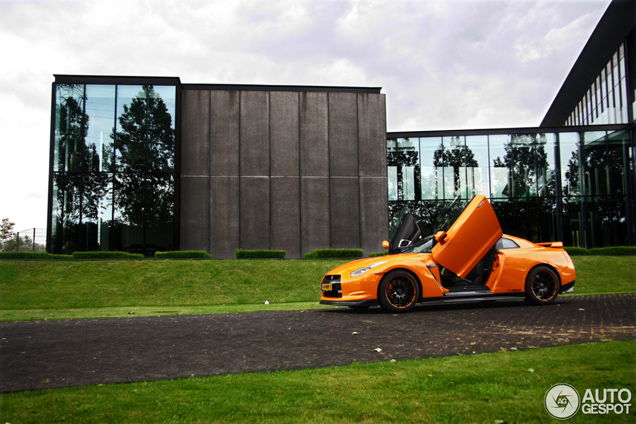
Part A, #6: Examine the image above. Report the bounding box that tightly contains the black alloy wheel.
[378,270,420,312]
[525,265,560,305]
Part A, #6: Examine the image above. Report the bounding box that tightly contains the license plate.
[322,283,333,291]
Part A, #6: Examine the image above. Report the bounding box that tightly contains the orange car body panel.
[432,195,502,279]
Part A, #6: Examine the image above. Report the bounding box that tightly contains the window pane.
[489,134,510,198]
[54,84,86,172]
[388,166,398,201]
[85,85,116,172]
[420,137,441,200]
[465,135,489,197]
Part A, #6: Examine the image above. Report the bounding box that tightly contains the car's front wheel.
[378,270,420,312]
[525,265,560,305]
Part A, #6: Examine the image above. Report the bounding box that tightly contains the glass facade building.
[47,76,180,255]
[387,1,635,248]
[387,126,634,248]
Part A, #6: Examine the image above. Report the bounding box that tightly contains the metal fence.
[13,228,47,252]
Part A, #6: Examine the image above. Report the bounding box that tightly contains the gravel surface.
[1,294,635,392]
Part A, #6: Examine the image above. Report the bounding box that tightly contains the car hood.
[326,257,393,276]
[432,195,502,278]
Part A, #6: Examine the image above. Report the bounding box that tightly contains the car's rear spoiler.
[536,241,564,248]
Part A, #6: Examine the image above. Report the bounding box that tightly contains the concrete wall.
[180,87,387,258]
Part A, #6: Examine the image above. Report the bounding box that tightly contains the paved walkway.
[1,294,635,392]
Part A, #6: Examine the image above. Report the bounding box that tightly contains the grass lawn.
[0,256,634,321]
[2,340,634,423]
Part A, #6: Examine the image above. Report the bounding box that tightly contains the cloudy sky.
[0,0,610,233]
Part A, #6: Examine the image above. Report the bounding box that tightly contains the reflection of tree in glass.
[492,134,552,198]
[433,138,478,197]
[53,87,110,253]
[112,85,175,232]
[387,139,419,201]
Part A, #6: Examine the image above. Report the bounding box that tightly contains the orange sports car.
[320,195,576,312]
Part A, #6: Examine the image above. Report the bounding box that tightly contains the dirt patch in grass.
[1,294,635,392]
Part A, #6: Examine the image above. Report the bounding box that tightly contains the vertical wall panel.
[210,176,239,258]
[240,177,270,250]
[358,93,387,177]
[180,176,210,251]
[181,90,210,176]
[240,91,270,176]
[329,92,358,177]
[300,92,329,177]
[271,92,300,176]
[301,177,330,254]
[329,177,360,248]
[180,90,210,251]
[210,90,239,177]
[271,176,301,257]
[360,177,389,255]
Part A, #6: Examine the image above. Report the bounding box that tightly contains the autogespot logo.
[545,384,581,420]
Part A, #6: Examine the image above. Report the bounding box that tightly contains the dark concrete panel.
[328,92,358,177]
[240,91,269,176]
[329,177,360,249]
[271,177,301,258]
[300,177,330,254]
[360,177,389,255]
[300,92,329,177]
[179,176,210,252]
[210,176,240,258]
[271,92,299,177]
[240,177,270,250]
[358,93,387,178]
[181,90,210,176]
[210,90,240,177]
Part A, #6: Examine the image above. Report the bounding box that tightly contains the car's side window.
[496,237,520,250]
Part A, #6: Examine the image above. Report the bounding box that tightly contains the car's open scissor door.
[432,195,502,278]
[388,213,422,254]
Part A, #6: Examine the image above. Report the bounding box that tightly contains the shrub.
[155,250,212,259]
[588,246,636,256]
[304,248,364,259]
[564,247,589,256]
[369,251,389,257]
[71,251,145,259]
[0,252,70,260]
[564,246,636,256]
[235,249,286,259]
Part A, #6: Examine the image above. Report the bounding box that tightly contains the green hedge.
[369,251,389,257]
[71,251,145,259]
[235,249,286,259]
[565,246,636,256]
[304,248,364,259]
[0,252,70,260]
[155,250,212,259]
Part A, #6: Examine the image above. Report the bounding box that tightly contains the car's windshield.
[402,235,435,254]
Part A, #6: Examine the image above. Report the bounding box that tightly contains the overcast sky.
[0,0,611,233]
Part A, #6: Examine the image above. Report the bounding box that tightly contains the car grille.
[322,275,342,298]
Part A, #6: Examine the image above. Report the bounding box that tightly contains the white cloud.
[0,0,611,231]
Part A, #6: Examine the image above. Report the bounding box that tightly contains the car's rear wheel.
[378,270,420,312]
[525,265,560,305]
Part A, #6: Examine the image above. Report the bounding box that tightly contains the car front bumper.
[319,299,378,307]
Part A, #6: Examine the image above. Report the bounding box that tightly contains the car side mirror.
[551,241,563,248]
[434,231,447,244]
[382,240,390,249]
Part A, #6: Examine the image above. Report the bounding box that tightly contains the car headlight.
[351,261,388,277]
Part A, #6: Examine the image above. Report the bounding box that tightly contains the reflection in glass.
[50,83,177,255]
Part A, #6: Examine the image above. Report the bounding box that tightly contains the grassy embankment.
[0,256,634,321]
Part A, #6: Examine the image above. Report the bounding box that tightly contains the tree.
[433,137,479,198]
[0,218,15,251]
[111,85,176,251]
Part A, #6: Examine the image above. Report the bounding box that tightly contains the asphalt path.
[1,293,635,392]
